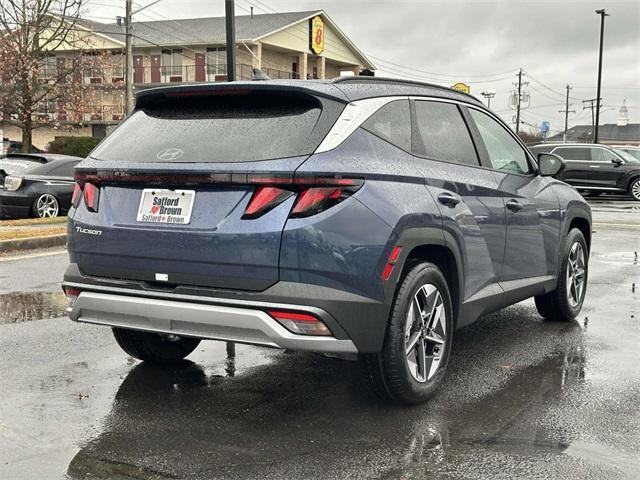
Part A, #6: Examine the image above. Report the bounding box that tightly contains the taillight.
[290,186,347,218]
[71,183,82,208]
[267,310,332,336]
[83,183,99,212]
[242,186,294,219]
[241,177,363,219]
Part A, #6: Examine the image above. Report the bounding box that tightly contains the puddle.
[0,292,68,324]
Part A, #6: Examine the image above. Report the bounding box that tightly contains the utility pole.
[594,9,609,144]
[225,0,236,81]
[582,98,598,143]
[558,84,575,143]
[515,68,523,134]
[124,0,134,115]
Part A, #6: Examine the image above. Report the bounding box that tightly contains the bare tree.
[0,0,113,151]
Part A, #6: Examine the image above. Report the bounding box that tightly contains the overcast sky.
[85,0,640,135]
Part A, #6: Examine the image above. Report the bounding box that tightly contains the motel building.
[1,10,375,149]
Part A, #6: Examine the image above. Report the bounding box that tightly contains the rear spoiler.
[135,81,350,110]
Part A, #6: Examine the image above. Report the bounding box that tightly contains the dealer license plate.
[136,189,195,224]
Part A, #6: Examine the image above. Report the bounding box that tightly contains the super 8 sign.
[310,16,325,55]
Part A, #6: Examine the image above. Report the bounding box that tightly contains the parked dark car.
[62,78,591,404]
[530,143,640,201]
[0,153,82,219]
[1,139,42,155]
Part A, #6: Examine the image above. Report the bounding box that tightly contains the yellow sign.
[451,82,471,94]
[310,16,325,55]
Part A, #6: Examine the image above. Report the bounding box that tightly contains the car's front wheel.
[535,228,588,322]
[361,262,453,404]
[629,178,640,201]
[112,328,201,364]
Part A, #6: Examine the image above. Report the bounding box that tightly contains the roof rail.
[331,76,479,101]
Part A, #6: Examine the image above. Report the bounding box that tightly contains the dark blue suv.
[63,78,591,404]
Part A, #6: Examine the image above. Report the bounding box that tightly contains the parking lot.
[0,198,638,480]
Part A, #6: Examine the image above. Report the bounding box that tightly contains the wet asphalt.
[0,198,638,480]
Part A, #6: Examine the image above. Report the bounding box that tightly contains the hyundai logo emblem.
[156,148,184,161]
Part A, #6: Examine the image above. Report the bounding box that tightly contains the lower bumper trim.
[68,291,358,354]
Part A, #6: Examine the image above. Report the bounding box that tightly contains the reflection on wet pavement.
[0,292,67,324]
[61,314,607,480]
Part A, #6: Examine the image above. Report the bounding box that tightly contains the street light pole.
[594,8,609,144]
[225,0,236,81]
[481,90,496,109]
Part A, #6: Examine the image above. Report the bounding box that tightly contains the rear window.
[91,94,326,163]
[0,158,46,175]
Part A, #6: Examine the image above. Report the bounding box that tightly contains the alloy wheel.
[565,242,586,308]
[631,180,640,201]
[405,283,447,382]
[36,194,59,218]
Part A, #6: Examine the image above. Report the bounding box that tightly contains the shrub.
[47,136,101,157]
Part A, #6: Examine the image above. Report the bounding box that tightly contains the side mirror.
[611,158,623,166]
[537,153,565,177]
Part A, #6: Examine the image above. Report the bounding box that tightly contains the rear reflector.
[83,183,99,212]
[267,310,332,336]
[242,186,293,219]
[381,246,402,280]
[62,286,81,306]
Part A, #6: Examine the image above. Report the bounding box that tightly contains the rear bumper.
[68,290,358,354]
[63,262,391,352]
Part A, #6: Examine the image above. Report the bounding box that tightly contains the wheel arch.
[387,228,463,329]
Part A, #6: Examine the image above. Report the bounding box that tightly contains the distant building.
[1,10,375,148]
[547,102,640,146]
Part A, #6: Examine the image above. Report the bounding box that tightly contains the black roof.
[546,123,640,143]
[135,77,485,107]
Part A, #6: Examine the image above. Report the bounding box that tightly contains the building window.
[111,53,124,82]
[206,47,227,76]
[38,56,56,81]
[162,49,183,77]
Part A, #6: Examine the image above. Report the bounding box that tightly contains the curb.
[0,234,67,253]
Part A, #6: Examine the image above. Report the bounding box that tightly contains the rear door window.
[412,101,480,167]
[47,161,79,177]
[90,94,328,163]
[553,147,590,161]
[362,100,411,151]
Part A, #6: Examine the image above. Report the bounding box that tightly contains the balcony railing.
[33,104,125,123]
[133,63,298,84]
[9,63,299,89]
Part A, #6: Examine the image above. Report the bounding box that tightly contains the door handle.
[589,165,601,168]
[437,192,461,207]
[506,199,523,212]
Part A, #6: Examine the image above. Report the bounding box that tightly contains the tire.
[361,262,454,405]
[32,193,60,218]
[629,178,640,202]
[112,328,201,365]
[535,228,588,322]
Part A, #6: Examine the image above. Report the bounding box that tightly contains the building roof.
[75,10,374,69]
[547,123,640,143]
[78,11,318,47]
